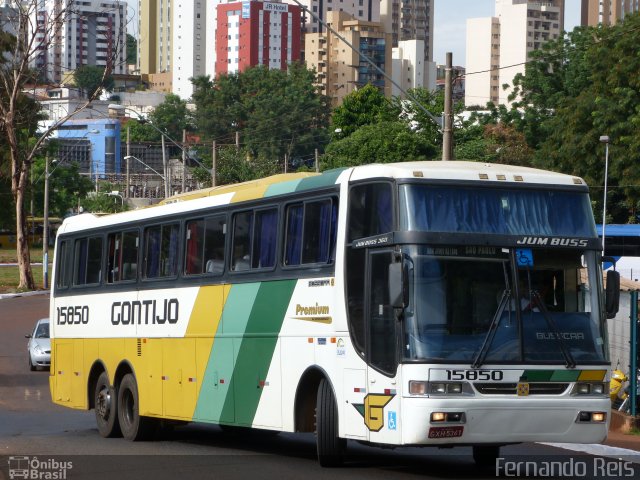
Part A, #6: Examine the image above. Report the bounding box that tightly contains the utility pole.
[126,125,130,199]
[442,52,453,161]
[235,131,240,151]
[284,154,288,174]
[161,135,169,198]
[182,129,186,193]
[43,154,50,290]
[212,141,217,187]
[315,148,319,173]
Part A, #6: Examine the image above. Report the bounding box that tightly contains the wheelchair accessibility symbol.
[388,411,397,430]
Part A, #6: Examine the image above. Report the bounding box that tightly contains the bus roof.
[57,161,586,235]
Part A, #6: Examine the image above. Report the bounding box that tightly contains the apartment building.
[215,1,301,76]
[296,0,379,34]
[30,0,127,85]
[465,0,564,107]
[581,0,640,25]
[305,10,391,106]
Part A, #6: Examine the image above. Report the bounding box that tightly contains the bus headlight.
[409,381,428,395]
[409,381,467,396]
[572,382,607,396]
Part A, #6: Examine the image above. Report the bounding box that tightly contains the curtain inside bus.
[399,186,596,237]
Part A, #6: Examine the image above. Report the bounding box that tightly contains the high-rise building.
[305,10,391,106]
[295,0,380,34]
[30,0,127,84]
[173,1,207,98]
[581,0,640,26]
[215,1,302,76]
[138,0,173,80]
[380,0,433,63]
[139,0,208,99]
[465,0,564,107]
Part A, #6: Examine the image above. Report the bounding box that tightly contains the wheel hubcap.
[97,387,111,420]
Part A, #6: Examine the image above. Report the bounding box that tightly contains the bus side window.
[252,208,278,269]
[185,215,225,276]
[232,212,252,271]
[348,183,393,242]
[73,236,103,286]
[284,199,337,266]
[55,241,68,289]
[144,223,179,279]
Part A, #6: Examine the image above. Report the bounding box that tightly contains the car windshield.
[402,245,607,364]
[34,322,49,339]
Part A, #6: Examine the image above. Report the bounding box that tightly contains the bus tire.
[473,445,500,468]
[316,378,346,467]
[118,373,155,441]
[94,372,121,438]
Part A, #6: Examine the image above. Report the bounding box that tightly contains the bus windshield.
[402,246,607,364]
[399,184,596,237]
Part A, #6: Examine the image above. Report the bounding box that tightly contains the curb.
[0,290,49,300]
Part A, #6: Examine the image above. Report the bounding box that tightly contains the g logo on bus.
[353,394,394,432]
[517,382,530,396]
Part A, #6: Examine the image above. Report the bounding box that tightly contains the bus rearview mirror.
[389,261,408,309]
[605,270,620,319]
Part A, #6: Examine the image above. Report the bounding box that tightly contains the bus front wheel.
[94,372,121,438]
[117,373,155,441]
[315,378,346,467]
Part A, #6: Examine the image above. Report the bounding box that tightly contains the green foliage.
[191,146,279,186]
[126,34,137,65]
[331,84,399,138]
[80,184,128,214]
[192,64,330,163]
[391,88,447,145]
[29,158,94,218]
[148,94,192,142]
[121,119,161,142]
[73,65,114,98]
[322,121,437,169]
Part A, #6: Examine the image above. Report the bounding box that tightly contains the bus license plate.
[428,426,464,439]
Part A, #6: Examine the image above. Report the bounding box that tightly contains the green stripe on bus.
[193,283,261,423]
[220,280,297,426]
[295,168,346,192]
[264,179,305,197]
[520,370,581,382]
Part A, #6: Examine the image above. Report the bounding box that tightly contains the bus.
[49,161,618,466]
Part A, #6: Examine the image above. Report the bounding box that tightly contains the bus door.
[364,249,402,443]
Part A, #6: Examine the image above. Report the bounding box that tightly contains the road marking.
[541,443,640,463]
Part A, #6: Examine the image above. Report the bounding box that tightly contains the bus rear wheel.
[117,373,155,441]
[315,378,346,467]
[94,372,121,438]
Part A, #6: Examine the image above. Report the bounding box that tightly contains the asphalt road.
[0,294,638,480]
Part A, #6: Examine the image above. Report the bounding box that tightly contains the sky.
[434,0,583,66]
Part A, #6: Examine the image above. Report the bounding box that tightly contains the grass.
[629,427,640,436]
[0,248,49,293]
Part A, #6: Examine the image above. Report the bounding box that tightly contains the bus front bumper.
[400,397,610,446]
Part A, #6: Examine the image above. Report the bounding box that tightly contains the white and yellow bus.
[49,161,617,466]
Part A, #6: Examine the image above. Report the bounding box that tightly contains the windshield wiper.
[529,290,576,368]
[471,289,510,369]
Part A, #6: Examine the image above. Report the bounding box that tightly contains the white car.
[26,318,50,371]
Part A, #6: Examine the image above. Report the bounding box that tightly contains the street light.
[124,155,167,197]
[599,135,610,257]
[107,191,124,207]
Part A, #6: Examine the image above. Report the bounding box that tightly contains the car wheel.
[94,371,121,438]
[118,373,156,441]
[29,355,36,372]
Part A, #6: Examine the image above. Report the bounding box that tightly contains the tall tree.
[192,64,330,166]
[0,1,126,289]
[148,93,192,142]
[126,33,137,65]
[505,15,640,222]
[73,65,115,98]
[331,84,399,138]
